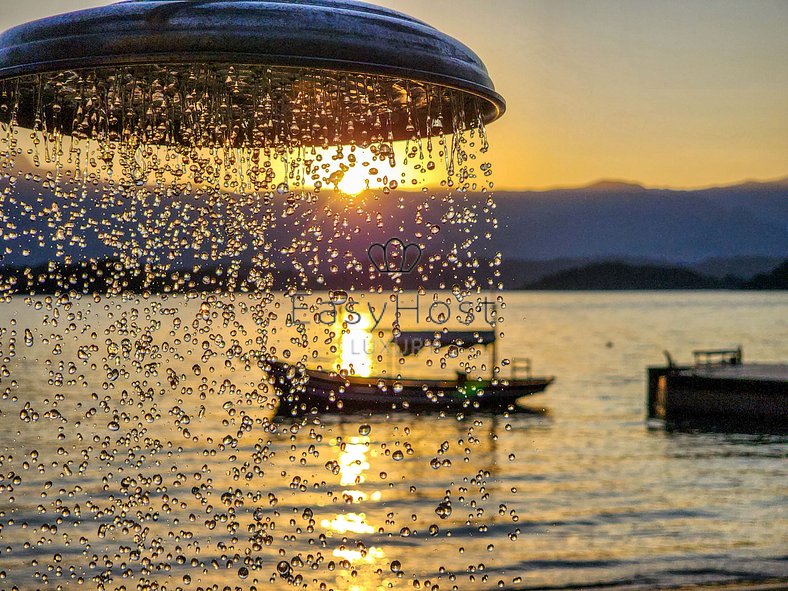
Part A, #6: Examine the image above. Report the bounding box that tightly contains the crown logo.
[368,238,422,274]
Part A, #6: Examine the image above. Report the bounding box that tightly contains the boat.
[269,330,554,415]
[647,347,787,428]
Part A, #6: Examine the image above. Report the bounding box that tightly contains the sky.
[1,0,787,190]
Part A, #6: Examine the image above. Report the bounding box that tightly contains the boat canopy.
[391,331,496,356]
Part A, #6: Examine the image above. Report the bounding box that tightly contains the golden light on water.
[323,436,381,535]
[321,513,376,535]
[337,437,371,487]
[332,547,385,564]
[339,313,375,377]
[322,435,390,589]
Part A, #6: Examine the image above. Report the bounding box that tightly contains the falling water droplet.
[277,560,291,577]
[435,501,452,519]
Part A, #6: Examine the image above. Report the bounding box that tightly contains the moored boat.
[269,330,554,415]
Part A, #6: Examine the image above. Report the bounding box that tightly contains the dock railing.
[692,347,742,367]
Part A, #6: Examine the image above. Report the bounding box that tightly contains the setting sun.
[337,166,372,196]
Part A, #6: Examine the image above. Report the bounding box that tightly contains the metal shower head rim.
[0,0,506,129]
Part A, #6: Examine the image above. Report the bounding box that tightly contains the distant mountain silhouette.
[4,258,782,294]
[689,256,784,280]
[496,255,786,288]
[742,260,788,290]
[578,180,649,193]
[1,175,786,283]
[0,259,302,295]
[523,262,729,290]
[490,178,788,262]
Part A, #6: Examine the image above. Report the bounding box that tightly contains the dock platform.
[647,349,787,426]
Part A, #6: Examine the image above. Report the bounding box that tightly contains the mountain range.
[489,178,788,262]
[1,174,786,288]
[522,260,787,291]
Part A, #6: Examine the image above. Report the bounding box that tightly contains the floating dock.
[647,349,787,426]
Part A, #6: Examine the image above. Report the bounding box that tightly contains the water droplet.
[435,501,452,519]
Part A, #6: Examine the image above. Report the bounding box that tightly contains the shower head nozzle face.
[0,0,505,146]
[3,65,487,151]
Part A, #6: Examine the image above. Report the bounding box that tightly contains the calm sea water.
[0,291,786,590]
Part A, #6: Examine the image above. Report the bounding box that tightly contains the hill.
[523,262,730,290]
[688,255,785,280]
[1,175,786,285]
[742,260,788,290]
[490,178,788,262]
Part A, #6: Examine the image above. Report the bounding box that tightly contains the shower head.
[0,0,505,146]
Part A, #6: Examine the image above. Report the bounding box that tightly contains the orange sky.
[2,0,787,190]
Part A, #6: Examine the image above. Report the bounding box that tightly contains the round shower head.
[0,0,505,146]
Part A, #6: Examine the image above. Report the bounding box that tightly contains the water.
[0,290,785,590]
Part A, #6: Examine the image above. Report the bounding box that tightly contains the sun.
[337,166,373,196]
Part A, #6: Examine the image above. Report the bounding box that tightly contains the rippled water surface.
[1,291,786,590]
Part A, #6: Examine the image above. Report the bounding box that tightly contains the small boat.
[270,330,554,415]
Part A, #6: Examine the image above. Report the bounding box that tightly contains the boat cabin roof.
[392,330,496,356]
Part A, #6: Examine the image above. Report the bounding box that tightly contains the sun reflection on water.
[321,513,376,535]
[336,437,371,486]
[333,546,385,564]
[338,313,375,377]
[322,435,391,589]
